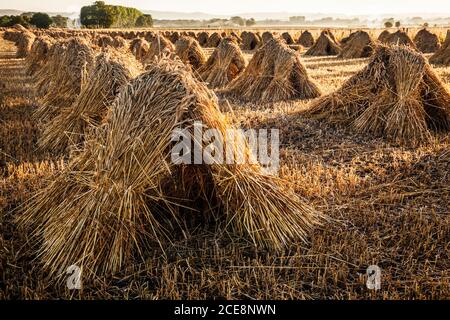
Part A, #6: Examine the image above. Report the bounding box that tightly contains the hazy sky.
[1,0,450,15]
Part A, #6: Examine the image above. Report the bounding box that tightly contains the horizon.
[1,0,450,16]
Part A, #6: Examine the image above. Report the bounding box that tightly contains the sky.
[1,0,450,15]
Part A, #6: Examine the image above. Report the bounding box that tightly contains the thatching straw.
[20,57,321,279]
[25,36,53,76]
[305,30,341,56]
[378,30,391,43]
[223,38,321,103]
[281,32,294,45]
[130,38,149,62]
[39,50,143,152]
[175,36,207,70]
[206,32,222,47]
[338,30,375,59]
[429,30,450,65]
[261,31,275,44]
[198,37,247,89]
[305,45,450,145]
[96,35,114,48]
[34,38,96,123]
[385,30,417,49]
[16,31,36,58]
[197,31,210,46]
[414,29,440,53]
[297,31,314,47]
[241,32,261,50]
[143,34,175,64]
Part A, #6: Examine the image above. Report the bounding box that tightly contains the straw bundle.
[112,36,128,49]
[281,32,294,45]
[241,31,262,50]
[230,31,242,44]
[96,35,114,48]
[143,34,175,64]
[197,31,210,46]
[305,30,341,56]
[20,57,320,279]
[16,31,36,58]
[198,37,247,89]
[297,30,314,47]
[223,38,321,103]
[175,36,207,70]
[378,30,391,43]
[33,41,67,99]
[206,32,222,47]
[34,38,96,123]
[385,30,416,48]
[429,30,450,65]
[130,38,149,62]
[169,31,180,44]
[25,36,53,76]
[414,29,440,53]
[305,45,450,145]
[39,50,143,152]
[338,31,375,59]
[262,31,275,43]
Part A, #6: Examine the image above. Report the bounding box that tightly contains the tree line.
[80,1,153,28]
[0,1,153,29]
[0,13,68,28]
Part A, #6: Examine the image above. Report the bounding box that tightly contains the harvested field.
[0,25,449,301]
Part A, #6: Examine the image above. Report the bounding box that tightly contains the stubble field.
[0,31,449,299]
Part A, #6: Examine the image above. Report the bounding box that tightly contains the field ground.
[0,36,449,299]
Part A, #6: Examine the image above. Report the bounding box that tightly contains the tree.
[230,16,245,26]
[52,15,69,28]
[30,12,53,29]
[395,21,401,28]
[0,15,31,27]
[135,14,153,27]
[384,21,393,28]
[80,1,143,28]
[245,18,256,27]
[423,22,429,28]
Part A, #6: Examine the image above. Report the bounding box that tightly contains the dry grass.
[0,32,449,299]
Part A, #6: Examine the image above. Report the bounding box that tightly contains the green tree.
[52,15,69,28]
[80,1,143,28]
[0,15,31,27]
[384,21,393,28]
[245,18,256,27]
[135,14,153,27]
[230,16,245,26]
[30,12,53,29]
[395,21,401,28]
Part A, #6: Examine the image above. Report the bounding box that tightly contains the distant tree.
[289,16,306,24]
[245,18,256,27]
[0,15,31,27]
[395,21,401,28]
[384,21,393,28]
[30,12,53,29]
[52,15,69,28]
[81,1,144,28]
[230,16,245,26]
[423,22,429,28]
[135,14,153,27]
